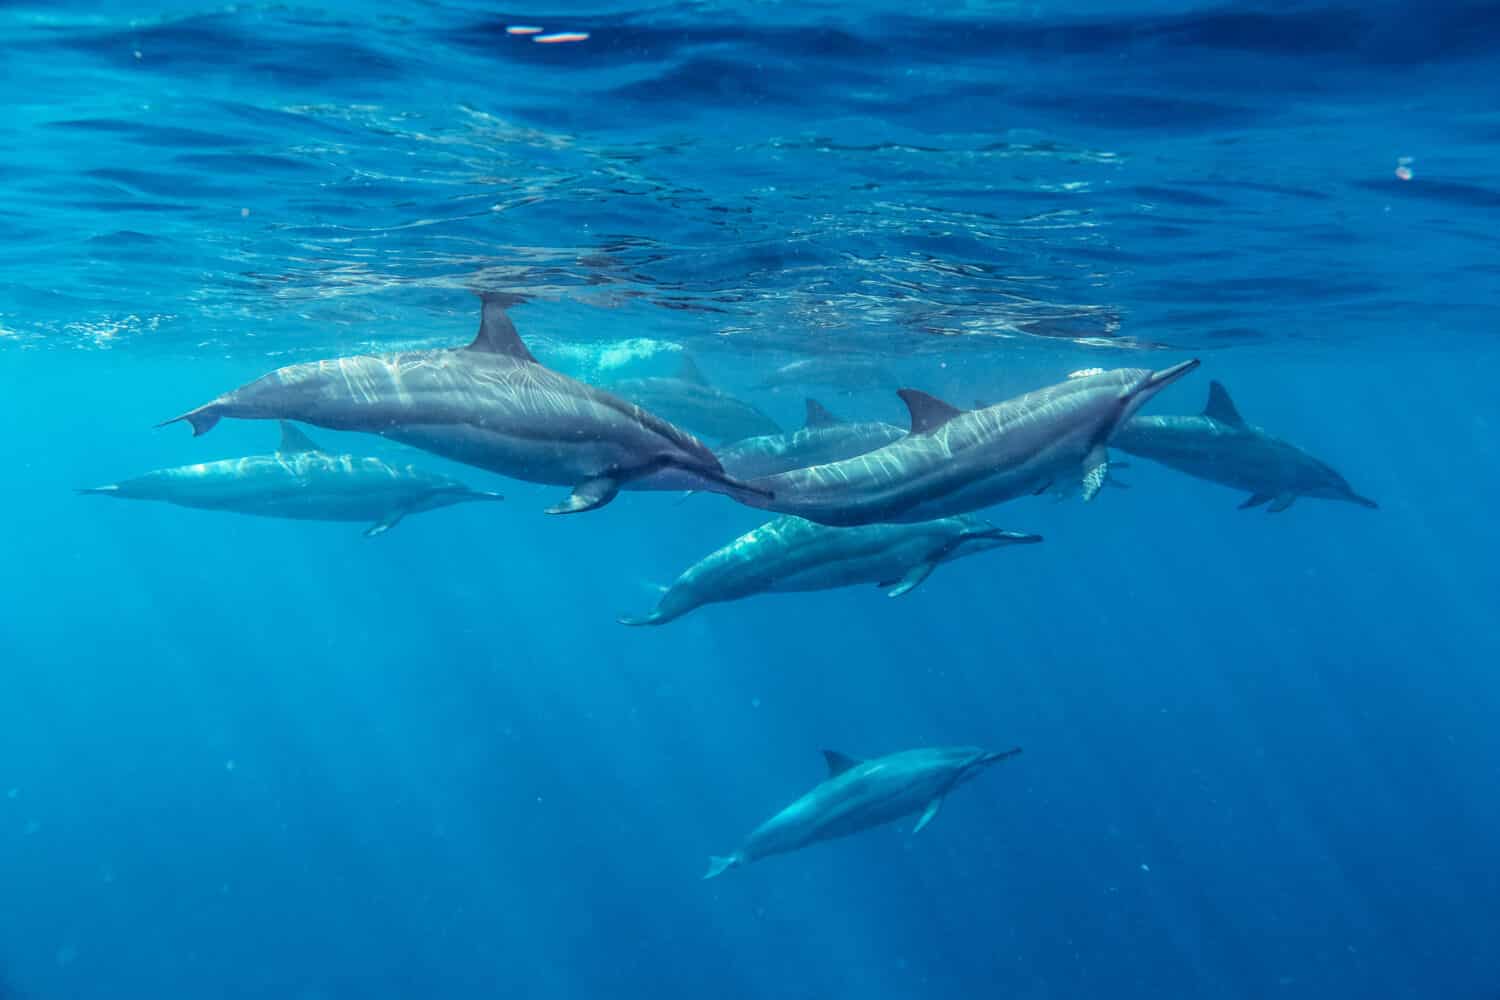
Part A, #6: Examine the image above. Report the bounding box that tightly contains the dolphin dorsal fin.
[277,422,322,453]
[677,353,709,385]
[821,749,861,777]
[898,389,965,435]
[804,398,841,428]
[1202,381,1246,426]
[468,294,537,363]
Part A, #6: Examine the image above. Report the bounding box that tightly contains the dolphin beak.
[980,747,1023,766]
[1147,358,1201,388]
[972,529,1043,545]
[1351,494,1379,509]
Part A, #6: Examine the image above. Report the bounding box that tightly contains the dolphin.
[1111,380,1378,512]
[704,745,1022,879]
[78,422,503,536]
[735,361,1200,526]
[609,354,781,443]
[753,357,895,393]
[622,514,1040,626]
[716,399,907,480]
[158,296,771,515]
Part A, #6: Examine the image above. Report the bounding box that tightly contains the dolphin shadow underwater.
[1112,380,1378,513]
[705,745,1022,879]
[159,295,771,515]
[80,422,503,536]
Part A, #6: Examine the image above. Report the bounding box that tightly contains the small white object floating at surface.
[506,25,544,35]
[535,32,590,44]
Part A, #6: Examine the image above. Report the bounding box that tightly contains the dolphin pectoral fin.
[885,561,937,598]
[1080,444,1109,501]
[547,477,620,515]
[277,422,322,454]
[1239,493,1274,509]
[156,405,220,437]
[364,509,408,537]
[1267,494,1297,513]
[703,854,739,880]
[912,797,943,834]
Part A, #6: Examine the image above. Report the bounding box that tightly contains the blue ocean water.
[2,2,1499,997]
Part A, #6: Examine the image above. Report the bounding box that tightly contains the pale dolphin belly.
[765,537,934,593]
[382,423,628,486]
[743,771,948,862]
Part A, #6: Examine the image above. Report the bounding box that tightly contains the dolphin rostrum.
[79,422,503,536]
[1111,380,1378,512]
[609,354,781,443]
[159,297,771,515]
[715,399,906,480]
[704,745,1022,879]
[735,361,1200,526]
[621,514,1041,626]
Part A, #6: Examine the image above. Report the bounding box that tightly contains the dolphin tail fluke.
[156,404,221,437]
[1239,493,1274,509]
[703,854,739,880]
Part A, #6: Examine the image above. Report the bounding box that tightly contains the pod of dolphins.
[79,294,1378,877]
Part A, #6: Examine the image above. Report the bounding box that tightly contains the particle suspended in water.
[535,32,589,44]
[1395,156,1414,181]
[506,25,543,35]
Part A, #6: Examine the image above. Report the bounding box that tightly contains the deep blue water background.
[3,2,1499,998]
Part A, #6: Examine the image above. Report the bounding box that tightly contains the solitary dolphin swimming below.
[80,422,503,536]
[704,745,1022,879]
[609,354,781,442]
[159,296,771,515]
[1111,381,1378,512]
[716,399,906,480]
[621,514,1041,626]
[736,361,1201,526]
